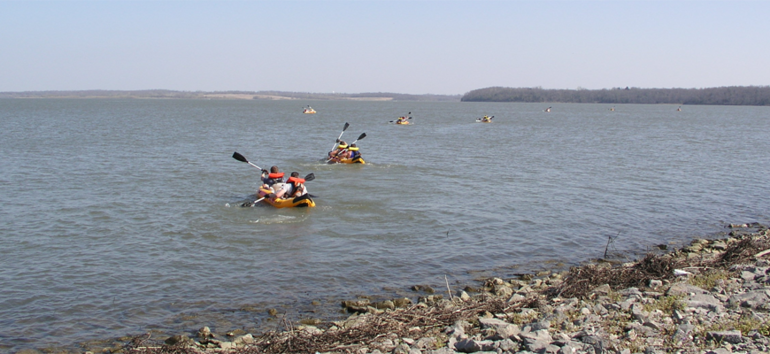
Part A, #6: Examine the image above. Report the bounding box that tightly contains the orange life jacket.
[268,172,284,179]
[287,176,305,185]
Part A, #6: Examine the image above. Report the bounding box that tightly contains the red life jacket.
[268,172,284,179]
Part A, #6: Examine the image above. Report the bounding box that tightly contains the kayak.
[257,188,316,208]
[395,120,411,125]
[329,156,366,164]
[475,119,492,123]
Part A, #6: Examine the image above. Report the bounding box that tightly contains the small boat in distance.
[476,115,494,123]
[544,107,552,112]
[390,112,413,125]
[303,105,317,114]
[677,106,682,112]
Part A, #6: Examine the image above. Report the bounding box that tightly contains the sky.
[1,0,769,95]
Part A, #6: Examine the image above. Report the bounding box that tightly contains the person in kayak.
[286,172,308,198]
[327,141,348,161]
[348,144,361,160]
[261,166,286,192]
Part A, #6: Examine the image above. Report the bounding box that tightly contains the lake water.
[1,99,769,352]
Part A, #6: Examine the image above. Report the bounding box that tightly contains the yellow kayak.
[257,188,316,208]
[329,156,365,164]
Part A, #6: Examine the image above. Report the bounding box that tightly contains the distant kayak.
[476,115,494,123]
[390,112,413,125]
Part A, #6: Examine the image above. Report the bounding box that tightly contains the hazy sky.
[2,0,768,95]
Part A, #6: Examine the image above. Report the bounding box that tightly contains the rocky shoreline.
[24,224,770,354]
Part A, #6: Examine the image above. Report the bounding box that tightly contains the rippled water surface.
[1,99,769,351]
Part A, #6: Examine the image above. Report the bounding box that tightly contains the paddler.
[348,143,361,160]
[327,140,348,162]
[261,166,287,197]
[286,172,309,198]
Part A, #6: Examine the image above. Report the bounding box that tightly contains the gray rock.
[520,329,553,352]
[393,343,411,354]
[232,333,254,345]
[591,284,611,296]
[631,303,648,321]
[674,323,695,341]
[197,326,213,341]
[454,338,495,353]
[708,330,743,344]
[447,320,468,338]
[742,271,758,281]
[558,342,581,354]
[414,337,437,350]
[667,283,708,296]
[459,291,470,302]
[478,318,520,340]
[494,338,518,352]
[686,293,725,312]
[593,303,608,316]
[728,291,770,309]
[580,335,608,353]
[541,344,561,353]
[530,320,551,331]
[509,293,526,303]
[494,285,513,298]
[620,287,643,297]
[219,341,236,350]
[706,349,732,354]
[165,334,195,347]
[425,348,458,354]
[619,298,636,311]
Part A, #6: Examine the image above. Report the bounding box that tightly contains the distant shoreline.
[0,90,461,102]
[462,85,770,106]
[6,86,770,105]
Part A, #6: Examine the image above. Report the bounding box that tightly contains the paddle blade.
[232,152,248,163]
[304,173,315,182]
[357,133,366,140]
[343,122,350,131]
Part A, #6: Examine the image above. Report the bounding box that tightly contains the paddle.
[232,152,262,171]
[243,196,266,207]
[331,122,350,151]
[349,132,366,145]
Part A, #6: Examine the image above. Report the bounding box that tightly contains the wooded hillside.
[461,86,770,106]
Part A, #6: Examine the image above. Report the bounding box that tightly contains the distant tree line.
[0,90,461,102]
[461,86,770,106]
